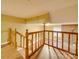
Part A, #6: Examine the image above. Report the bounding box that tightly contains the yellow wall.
[1,14,44,44]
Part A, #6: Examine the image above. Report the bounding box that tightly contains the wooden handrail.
[16,31,25,38]
[28,31,43,35]
[45,30,78,34]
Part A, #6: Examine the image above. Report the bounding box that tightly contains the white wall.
[50,5,78,24]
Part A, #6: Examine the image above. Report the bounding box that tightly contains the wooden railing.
[45,30,78,56]
[10,29,78,59]
[16,30,26,48]
[13,29,44,59]
[28,31,44,57]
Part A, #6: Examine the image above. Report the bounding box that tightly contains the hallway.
[18,45,78,59]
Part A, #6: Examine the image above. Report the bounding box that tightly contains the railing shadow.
[48,46,52,59]
[48,46,60,59]
[52,47,60,59]
[64,51,73,59]
[31,46,44,59]
[57,49,67,59]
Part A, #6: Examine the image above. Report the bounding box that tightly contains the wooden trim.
[61,24,78,26]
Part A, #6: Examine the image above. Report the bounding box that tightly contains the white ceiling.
[1,0,78,23]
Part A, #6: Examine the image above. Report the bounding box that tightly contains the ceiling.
[1,0,78,23]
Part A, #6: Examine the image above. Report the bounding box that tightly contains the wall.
[50,5,78,24]
[1,14,44,44]
[61,24,78,32]
[45,24,78,32]
[45,25,61,31]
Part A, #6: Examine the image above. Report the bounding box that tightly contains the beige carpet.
[2,44,77,59]
[1,44,23,59]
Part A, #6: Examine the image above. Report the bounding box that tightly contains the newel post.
[8,28,11,44]
[25,29,29,59]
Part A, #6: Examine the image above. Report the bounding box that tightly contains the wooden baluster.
[14,29,17,48]
[25,29,29,59]
[43,31,45,45]
[42,32,43,45]
[38,32,39,48]
[39,33,40,47]
[40,32,41,46]
[23,37,25,48]
[48,32,49,45]
[52,32,53,46]
[76,34,78,56]
[39,32,40,47]
[35,33,37,50]
[41,32,42,46]
[57,32,58,48]
[31,34,33,53]
[20,35,22,47]
[43,23,45,45]
[68,33,70,52]
[37,33,38,49]
[40,32,42,45]
[62,33,64,49]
